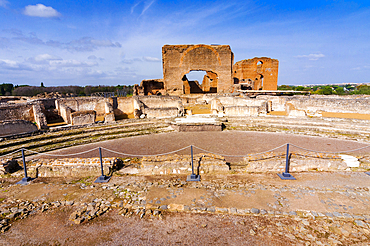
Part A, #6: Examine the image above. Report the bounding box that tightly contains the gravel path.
[33,131,370,163]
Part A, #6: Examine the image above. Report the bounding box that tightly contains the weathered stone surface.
[0,120,38,137]
[141,153,229,175]
[71,110,96,126]
[244,152,346,172]
[162,44,234,95]
[233,57,279,90]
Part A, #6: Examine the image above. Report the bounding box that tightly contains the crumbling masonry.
[134,44,279,95]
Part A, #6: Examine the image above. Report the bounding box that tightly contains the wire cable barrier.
[2,143,370,159]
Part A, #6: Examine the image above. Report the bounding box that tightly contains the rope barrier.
[192,144,287,157]
[3,142,370,160]
[289,143,370,154]
[0,149,22,158]
[23,147,100,157]
[100,145,192,157]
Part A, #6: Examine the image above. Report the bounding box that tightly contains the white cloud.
[295,53,325,60]
[0,59,33,70]
[0,0,9,8]
[23,4,61,18]
[131,0,155,16]
[34,54,61,62]
[49,59,97,67]
[4,29,122,52]
[143,56,160,62]
[121,57,142,64]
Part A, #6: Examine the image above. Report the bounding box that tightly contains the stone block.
[71,110,96,125]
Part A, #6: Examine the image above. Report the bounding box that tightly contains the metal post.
[191,145,194,175]
[94,147,111,183]
[285,143,290,174]
[277,143,296,180]
[99,147,104,176]
[187,145,200,181]
[16,148,32,185]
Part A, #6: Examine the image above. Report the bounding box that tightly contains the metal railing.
[2,142,370,185]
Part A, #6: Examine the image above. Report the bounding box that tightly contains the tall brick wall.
[162,44,234,95]
[233,57,279,90]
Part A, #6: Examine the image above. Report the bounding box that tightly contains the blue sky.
[0,0,369,86]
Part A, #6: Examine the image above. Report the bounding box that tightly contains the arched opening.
[257,61,263,74]
[182,70,218,94]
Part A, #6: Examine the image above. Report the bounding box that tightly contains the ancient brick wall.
[162,44,234,95]
[233,57,279,90]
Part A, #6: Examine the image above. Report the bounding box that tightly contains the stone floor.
[0,172,369,245]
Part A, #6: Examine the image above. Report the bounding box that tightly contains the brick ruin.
[233,57,279,91]
[134,44,279,96]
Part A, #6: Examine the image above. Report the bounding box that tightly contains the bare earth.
[32,130,370,163]
[1,131,370,245]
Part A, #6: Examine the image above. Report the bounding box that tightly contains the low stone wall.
[141,153,229,175]
[28,157,115,177]
[243,152,347,172]
[56,97,109,116]
[59,103,73,124]
[32,103,48,129]
[138,96,182,109]
[210,96,269,116]
[0,100,48,129]
[114,97,134,117]
[71,110,96,125]
[134,96,185,118]
[144,107,178,118]
[224,106,260,116]
[0,120,38,137]
[171,123,222,132]
[287,95,370,114]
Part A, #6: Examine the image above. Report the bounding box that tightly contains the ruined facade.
[133,79,165,96]
[162,44,234,95]
[233,57,279,91]
[134,44,279,95]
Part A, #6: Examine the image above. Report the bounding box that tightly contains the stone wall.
[144,107,178,118]
[28,157,115,177]
[0,120,38,137]
[0,101,47,130]
[210,96,269,116]
[141,153,229,175]
[56,97,109,116]
[134,79,165,96]
[0,102,34,122]
[136,96,185,118]
[243,152,347,172]
[70,110,96,125]
[233,57,279,90]
[285,96,370,115]
[162,44,234,95]
[59,103,73,124]
[114,97,135,119]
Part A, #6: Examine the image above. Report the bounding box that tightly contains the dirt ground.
[31,131,370,163]
[0,208,290,246]
[2,131,370,245]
